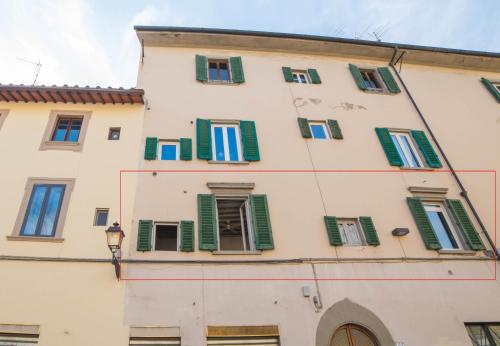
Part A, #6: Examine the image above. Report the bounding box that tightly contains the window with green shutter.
[180,220,195,252]
[446,199,485,250]
[144,137,158,160]
[196,55,208,81]
[359,216,380,246]
[179,138,192,161]
[282,67,294,82]
[407,197,442,250]
[481,78,500,102]
[250,194,274,250]
[411,130,442,168]
[297,118,312,138]
[327,120,343,139]
[349,64,400,93]
[196,119,212,160]
[377,67,401,93]
[324,216,343,246]
[308,68,321,84]
[240,121,260,161]
[137,220,153,251]
[197,194,217,250]
[375,128,403,166]
[229,56,245,83]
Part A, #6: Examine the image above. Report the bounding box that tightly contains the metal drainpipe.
[389,50,499,260]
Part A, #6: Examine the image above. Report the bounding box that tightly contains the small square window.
[51,117,83,142]
[337,219,365,246]
[309,121,330,139]
[154,224,179,251]
[108,127,121,140]
[360,69,385,91]
[389,131,424,168]
[292,70,309,84]
[159,141,179,161]
[208,59,230,81]
[94,209,109,226]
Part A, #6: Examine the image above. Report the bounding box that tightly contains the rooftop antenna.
[16,57,42,85]
[370,23,391,42]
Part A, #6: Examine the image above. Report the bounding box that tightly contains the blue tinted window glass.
[161,144,177,160]
[292,74,299,83]
[427,210,457,249]
[21,185,48,236]
[214,127,225,161]
[226,127,239,161]
[219,63,229,81]
[310,124,327,139]
[209,62,218,80]
[300,74,307,83]
[95,210,108,226]
[400,136,420,167]
[67,120,82,142]
[39,186,65,236]
[53,120,69,141]
[391,134,409,167]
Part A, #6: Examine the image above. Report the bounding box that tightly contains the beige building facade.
[0,27,499,346]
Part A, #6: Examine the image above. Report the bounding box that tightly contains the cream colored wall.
[130,46,494,261]
[0,102,144,345]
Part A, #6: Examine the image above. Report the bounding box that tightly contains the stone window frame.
[8,177,75,242]
[0,109,10,130]
[39,110,92,151]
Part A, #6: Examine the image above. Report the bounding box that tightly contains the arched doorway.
[316,299,395,346]
[331,324,378,346]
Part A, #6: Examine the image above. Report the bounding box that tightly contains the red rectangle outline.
[119,169,496,281]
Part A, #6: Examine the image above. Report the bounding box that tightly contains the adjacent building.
[0,26,499,346]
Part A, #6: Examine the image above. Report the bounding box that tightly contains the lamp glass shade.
[105,223,123,251]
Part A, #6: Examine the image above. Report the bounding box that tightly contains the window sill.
[363,89,393,95]
[204,80,240,86]
[40,140,82,152]
[212,251,262,255]
[208,160,250,165]
[399,166,434,171]
[6,235,64,243]
[438,249,477,256]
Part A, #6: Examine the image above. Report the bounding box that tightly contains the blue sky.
[0,0,498,88]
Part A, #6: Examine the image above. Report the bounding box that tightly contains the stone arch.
[316,298,395,346]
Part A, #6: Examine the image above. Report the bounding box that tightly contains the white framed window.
[153,223,179,251]
[337,219,365,246]
[158,140,179,161]
[309,121,330,139]
[360,69,385,91]
[215,196,255,252]
[390,131,424,168]
[211,123,243,162]
[423,203,463,250]
[292,70,310,84]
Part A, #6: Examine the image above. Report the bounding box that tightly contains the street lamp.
[105,222,124,280]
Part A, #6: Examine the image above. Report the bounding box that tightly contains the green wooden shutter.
[179,138,192,161]
[144,137,158,160]
[308,68,321,84]
[327,120,343,139]
[198,194,217,250]
[297,118,312,138]
[282,67,294,82]
[359,216,380,246]
[349,64,367,90]
[137,220,152,251]
[230,56,245,83]
[446,199,486,251]
[375,128,403,166]
[411,130,442,168]
[407,197,442,250]
[250,194,274,250]
[481,78,500,102]
[377,67,401,93]
[240,120,260,161]
[180,220,195,252]
[196,119,212,160]
[195,55,208,81]
[323,216,343,246]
